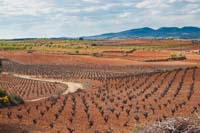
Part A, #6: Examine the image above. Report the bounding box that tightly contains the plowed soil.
[0,39,200,132]
[0,68,200,132]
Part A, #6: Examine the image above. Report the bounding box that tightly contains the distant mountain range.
[83,27,200,40]
[2,26,200,41]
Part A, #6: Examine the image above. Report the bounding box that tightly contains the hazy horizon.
[0,0,200,39]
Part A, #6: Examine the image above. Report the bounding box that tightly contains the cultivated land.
[0,39,200,132]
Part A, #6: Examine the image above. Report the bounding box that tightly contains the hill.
[84,26,200,40]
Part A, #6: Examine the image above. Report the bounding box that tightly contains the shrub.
[91,43,97,46]
[75,50,79,54]
[79,37,84,40]
[9,94,24,106]
[0,96,9,107]
[92,53,102,57]
[49,95,58,105]
[170,52,186,60]
[179,53,186,58]
[0,89,24,108]
[0,89,6,97]
[139,117,200,133]
[0,89,9,108]
[171,52,177,58]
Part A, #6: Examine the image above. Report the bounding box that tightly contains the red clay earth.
[1,57,196,82]
[0,74,67,100]
[0,50,199,66]
[0,67,200,132]
[126,50,171,61]
[0,43,200,132]
[0,51,139,66]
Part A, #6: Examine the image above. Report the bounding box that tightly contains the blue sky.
[0,0,200,39]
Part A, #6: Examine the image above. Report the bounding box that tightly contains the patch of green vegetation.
[75,50,79,54]
[49,87,66,102]
[49,95,58,105]
[0,89,7,97]
[0,41,35,50]
[131,44,190,50]
[91,43,193,51]
[0,39,97,51]
[92,53,102,57]
[171,52,178,58]
[0,39,194,54]
[9,94,24,106]
[170,52,186,59]
[179,53,186,58]
[0,88,24,108]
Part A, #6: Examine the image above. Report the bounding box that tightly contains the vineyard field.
[0,39,200,132]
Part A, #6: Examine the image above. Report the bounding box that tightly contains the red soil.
[127,50,171,60]
[0,68,200,132]
[0,50,199,67]
[0,51,137,66]
[0,74,67,100]
[0,45,200,132]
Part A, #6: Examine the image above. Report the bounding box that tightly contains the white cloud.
[0,0,56,16]
[83,3,116,12]
[184,0,199,3]
[135,0,152,8]
[82,0,100,3]
[0,0,199,39]
[135,0,168,9]
[190,8,200,14]
[168,0,177,3]
[181,3,200,14]
[119,12,131,18]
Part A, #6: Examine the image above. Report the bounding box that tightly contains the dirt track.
[9,73,83,101]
